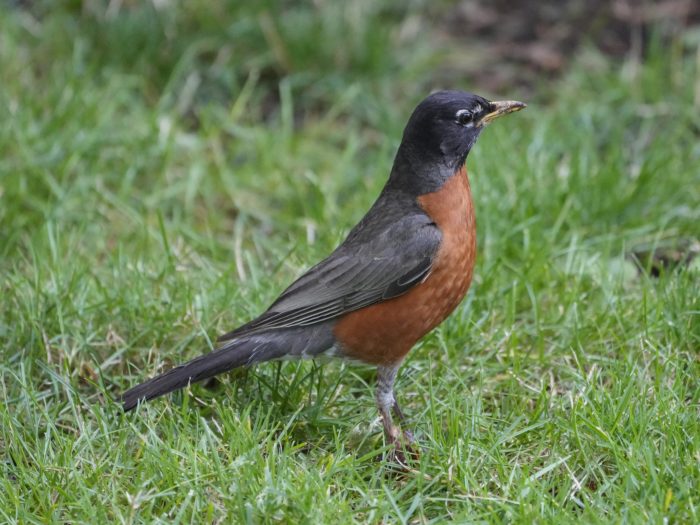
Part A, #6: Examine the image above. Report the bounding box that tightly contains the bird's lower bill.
[479,100,527,126]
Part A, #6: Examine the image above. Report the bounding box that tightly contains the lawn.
[1,2,699,523]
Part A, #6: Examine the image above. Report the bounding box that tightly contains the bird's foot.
[385,427,420,467]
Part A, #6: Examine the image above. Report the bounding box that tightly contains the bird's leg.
[377,365,401,443]
[376,365,418,464]
[391,399,415,445]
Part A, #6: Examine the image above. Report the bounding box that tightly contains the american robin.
[121,91,525,461]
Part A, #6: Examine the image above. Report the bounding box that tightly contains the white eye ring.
[456,109,473,126]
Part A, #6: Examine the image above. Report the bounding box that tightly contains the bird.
[121,90,525,462]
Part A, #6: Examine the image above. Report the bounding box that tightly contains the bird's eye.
[456,109,472,126]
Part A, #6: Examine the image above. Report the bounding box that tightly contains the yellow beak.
[479,100,527,126]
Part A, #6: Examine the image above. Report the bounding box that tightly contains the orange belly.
[334,167,477,365]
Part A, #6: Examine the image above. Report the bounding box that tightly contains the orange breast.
[334,167,477,365]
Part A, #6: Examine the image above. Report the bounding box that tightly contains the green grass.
[2,2,699,523]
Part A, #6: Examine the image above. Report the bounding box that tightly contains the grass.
[1,2,699,523]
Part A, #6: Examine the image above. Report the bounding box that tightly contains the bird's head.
[390,90,526,194]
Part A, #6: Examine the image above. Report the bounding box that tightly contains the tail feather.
[121,338,278,411]
[120,322,336,412]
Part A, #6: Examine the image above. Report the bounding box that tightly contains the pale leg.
[376,365,418,463]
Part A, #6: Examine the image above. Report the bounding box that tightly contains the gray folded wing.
[218,213,441,341]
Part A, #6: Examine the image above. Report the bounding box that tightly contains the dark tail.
[121,337,280,411]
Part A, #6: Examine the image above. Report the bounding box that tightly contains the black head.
[388,90,526,194]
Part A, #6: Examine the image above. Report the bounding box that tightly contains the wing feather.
[218,213,441,341]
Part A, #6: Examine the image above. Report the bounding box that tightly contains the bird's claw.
[386,429,420,467]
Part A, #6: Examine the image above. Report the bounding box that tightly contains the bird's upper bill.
[479,100,527,126]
